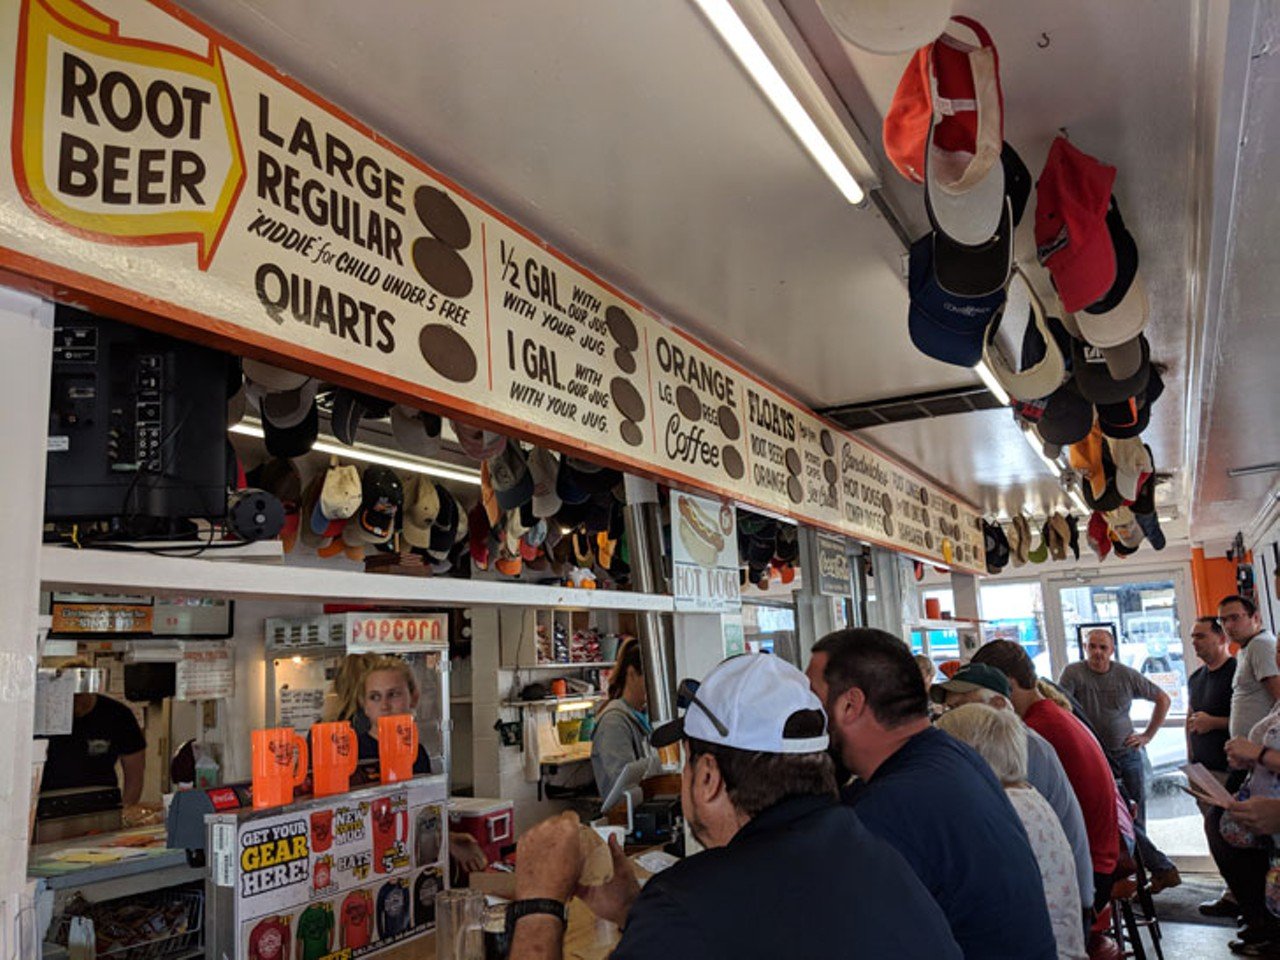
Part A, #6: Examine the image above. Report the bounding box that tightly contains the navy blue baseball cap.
[907,232,1006,368]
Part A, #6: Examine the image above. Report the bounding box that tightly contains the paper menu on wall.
[34,669,75,736]
[1180,763,1236,808]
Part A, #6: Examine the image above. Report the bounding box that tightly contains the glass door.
[1044,568,1205,863]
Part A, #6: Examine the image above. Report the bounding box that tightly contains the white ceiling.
[172,0,1275,540]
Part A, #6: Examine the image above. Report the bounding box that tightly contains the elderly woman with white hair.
[938,703,1086,960]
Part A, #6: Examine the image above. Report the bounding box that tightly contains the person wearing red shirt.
[971,641,1120,907]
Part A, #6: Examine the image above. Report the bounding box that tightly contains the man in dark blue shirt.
[808,628,1057,960]
[508,654,961,960]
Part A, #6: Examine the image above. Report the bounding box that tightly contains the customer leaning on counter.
[510,654,961,960]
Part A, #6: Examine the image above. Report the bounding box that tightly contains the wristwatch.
[507,898,568,929]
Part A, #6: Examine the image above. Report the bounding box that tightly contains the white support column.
[0,290,53,934]
[950,571,982,661]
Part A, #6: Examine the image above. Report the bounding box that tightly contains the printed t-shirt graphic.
[372,798,407,872]
[414,868,443,927]
[249,915,290,960]
[341,890,374,949]
[296,903,333,960]
[377,878,411,938]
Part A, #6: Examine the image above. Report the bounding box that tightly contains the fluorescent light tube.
[230,421,481,486]
[692,0,866,204]
[975,361,1011,406]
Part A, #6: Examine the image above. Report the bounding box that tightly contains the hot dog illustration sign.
[0,0,986,574]
[671,490,740,613]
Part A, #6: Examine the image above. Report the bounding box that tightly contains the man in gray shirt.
[1220,594,1280,741]
[1059,628,1171,832]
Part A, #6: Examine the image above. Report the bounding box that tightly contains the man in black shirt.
[507,654,961,960]
[1186,616,1239,919]
[41,677,146,805]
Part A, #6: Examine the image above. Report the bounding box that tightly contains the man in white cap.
[508,654,961,960]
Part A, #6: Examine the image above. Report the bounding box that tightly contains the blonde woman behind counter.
[591,638,655,799]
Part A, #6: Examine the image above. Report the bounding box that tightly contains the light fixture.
[554,699,596,713]
[230,420,481,486]
[975,361,1011,406]
[691,0,868,204]
[1227,463,1280,478]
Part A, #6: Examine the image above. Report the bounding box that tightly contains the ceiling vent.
[818,385,1004,431]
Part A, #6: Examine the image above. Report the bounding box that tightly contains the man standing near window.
[1058,628,1179,891]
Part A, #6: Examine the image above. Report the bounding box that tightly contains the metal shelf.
[40,546,675,613]
[522,661,615,670]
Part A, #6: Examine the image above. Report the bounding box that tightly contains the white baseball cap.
[818,0,952,55]
[651,654,829,755]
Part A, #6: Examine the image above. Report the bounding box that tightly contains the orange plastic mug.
[377,714,419,783]
[251,727,308,809]
[311,721,359,797]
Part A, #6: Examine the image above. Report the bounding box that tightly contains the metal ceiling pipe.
[622,475,677,724]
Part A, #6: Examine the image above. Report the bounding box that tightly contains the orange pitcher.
[251,727,308,809]
[377,714,419,783]
[311,721,359,797]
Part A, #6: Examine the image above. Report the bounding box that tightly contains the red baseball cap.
[1035,137,1117,312]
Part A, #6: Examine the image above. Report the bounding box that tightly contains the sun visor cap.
[907,232,1005,367]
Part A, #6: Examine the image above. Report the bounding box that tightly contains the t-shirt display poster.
[218,775,447,959]
[0,0,985,573]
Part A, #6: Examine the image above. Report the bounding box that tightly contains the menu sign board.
[213,777,448,960]
[670,491,741,613]
[0,0,985,574]
[175,642,234,700]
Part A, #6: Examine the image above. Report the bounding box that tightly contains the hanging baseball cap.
[311,463,362,536]
[885,15,1002,192]
[1108,436,1153,502]
[400,475,442,549]
[1096,392,1149,440]
[390,405,443,458]
[262,391,318,459]
[258,378,319,430]
[1106,505,1144,550]
[981,273,1067,401]
[819,0,952,54]
[449,419,506,461]
[1071,334,1150,405]
[1135,511,1166,551]
[1037,378,1093,446]
[1075,201,1147,368]
[983,520,1010,573]
[651,654,828,754]
[1035,136,1118,312]
[243,358,310,392]
[355,465,402,543]
[1086,511,1112,560]
[906,232,1005,367]
[930,147,1029,298]
[487,443,535,511]
[330,388,395,447]
[527,447,563,518]
[427,484,460,560]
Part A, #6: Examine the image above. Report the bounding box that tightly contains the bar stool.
[1109,822,1165,960]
